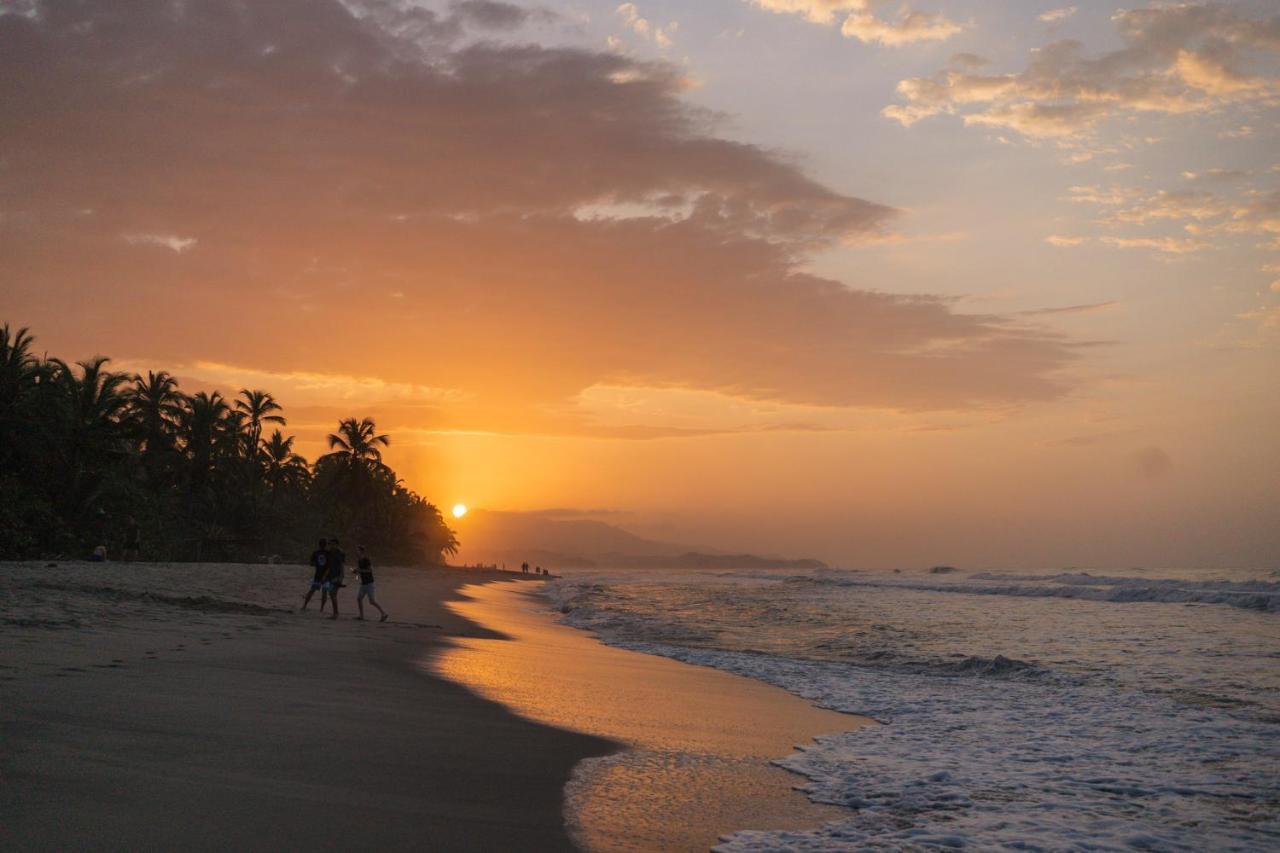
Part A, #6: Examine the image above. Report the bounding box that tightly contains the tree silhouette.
[0,321,459,564]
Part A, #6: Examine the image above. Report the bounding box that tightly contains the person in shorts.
[325,538,346,620]
[301,539,329,611]
[352,545,388,622]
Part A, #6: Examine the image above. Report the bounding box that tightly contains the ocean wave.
[615,642,1280,852]
[541,574,1280,850]
[800,573,1280,612]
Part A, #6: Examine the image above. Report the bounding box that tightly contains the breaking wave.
[543,568,1280,850]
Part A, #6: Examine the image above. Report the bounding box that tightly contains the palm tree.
[0,324,42,469]
[217,409,251,462]
[46,356,131,523]
[0,323,40,412]
[235,389,285,453]
[125,370,185,463]
[316,417,391,538]
[262,430,309,494]
[322,417,390,472]
[182,390,229,492]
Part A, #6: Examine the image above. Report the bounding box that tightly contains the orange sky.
[2,0,1277,567]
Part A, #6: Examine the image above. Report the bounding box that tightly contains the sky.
[1,0,1277,568]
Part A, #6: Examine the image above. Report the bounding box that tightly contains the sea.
[542,566,1280,851]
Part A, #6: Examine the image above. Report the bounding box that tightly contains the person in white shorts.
[353,545,388,622]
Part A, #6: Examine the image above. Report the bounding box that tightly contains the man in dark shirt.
[353,545,388,622]
[325,538,346,620]
[301,538,330,611]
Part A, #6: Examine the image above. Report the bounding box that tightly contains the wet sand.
[435,582,871,851]
[0,561,612,852]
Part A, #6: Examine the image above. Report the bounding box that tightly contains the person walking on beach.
[122,516,141,562]
[325,538,347,620]
[301,539,330,611]
[352,545,388,622]
[521,561,529,574]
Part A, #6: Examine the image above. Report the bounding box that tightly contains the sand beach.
[0,561,859,852]
[0,561,610,851]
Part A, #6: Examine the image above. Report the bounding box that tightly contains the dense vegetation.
[0,323,459,564]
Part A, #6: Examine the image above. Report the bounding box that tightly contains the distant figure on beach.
[122,516,141,562]
[325,538,347,620]
[521,561,529,574]
[301,539,330,611]
[352,545,388,622]
[89,544,107,562]
[535,565,542,575]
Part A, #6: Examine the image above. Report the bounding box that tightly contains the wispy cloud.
[124,233,197,253]
[1100,235,1209,255]
[616,3,677,49]
[1038,6,1077,24]
[1019,301,1118,317]
[884,4,1280,137]
[750,0,965,46]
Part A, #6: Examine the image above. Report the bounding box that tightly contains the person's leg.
[355,587,366,620]
[329,589,339,619]
[301,586,315,609]
[369,590,388,621]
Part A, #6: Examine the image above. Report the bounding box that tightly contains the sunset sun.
[452,504,468,519]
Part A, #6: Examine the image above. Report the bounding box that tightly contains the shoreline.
[0,560,613,852]
[434,581,870,851]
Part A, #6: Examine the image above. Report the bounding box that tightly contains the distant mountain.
[454,510,827,571]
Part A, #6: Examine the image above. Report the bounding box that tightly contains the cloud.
[616,3,650,37]
[883,3,1280,138]
[124,233,198,253]
[0,0,1078,431]
[1181,168,1245,183]
[616,3,676,48]
[1019,301,1118,317]
[1100,236,1209,254]
[1069,184,1280,255]
[1065,185,1143,205]
[1106,190,1230,225]
[1218,124,1254,138]
[750,0,964,46]
[1038,7,1077,24]
[1238,305,1280,329]
[1045,234,1087,246]
[450,0,540,31]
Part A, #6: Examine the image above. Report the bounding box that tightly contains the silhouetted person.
[353,545,388,622]
[301,539,329,611]
[521,561,529,574]
[326,538,346,619]
[122,516,141,562]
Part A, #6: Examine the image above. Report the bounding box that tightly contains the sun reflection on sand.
[432,581,868,852]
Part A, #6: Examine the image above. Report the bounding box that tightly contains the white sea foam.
[545,568,1280,850]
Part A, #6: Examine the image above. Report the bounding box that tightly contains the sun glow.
[452,503,468,519]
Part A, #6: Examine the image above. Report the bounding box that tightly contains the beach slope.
[0,561,613,852]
